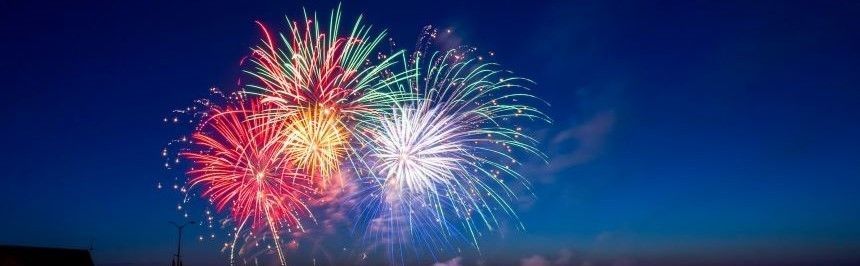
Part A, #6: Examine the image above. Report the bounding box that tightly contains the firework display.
[165,6,548,265]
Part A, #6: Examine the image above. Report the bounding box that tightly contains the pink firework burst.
[182,98,314,264]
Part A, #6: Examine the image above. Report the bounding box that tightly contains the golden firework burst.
[280,106,347,184]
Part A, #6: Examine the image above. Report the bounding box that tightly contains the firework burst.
[280,106,348,182]
[356,48,548,257]
[244,6,412,184]
[182,98,315,265]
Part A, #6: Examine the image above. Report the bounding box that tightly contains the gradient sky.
[1,1,859,265]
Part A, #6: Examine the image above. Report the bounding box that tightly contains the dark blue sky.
[1,0,859,265]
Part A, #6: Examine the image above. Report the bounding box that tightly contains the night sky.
[2,1,859,265]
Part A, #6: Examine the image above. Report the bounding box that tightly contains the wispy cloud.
[522,110,616,183]
[433,256,463,266]
[521,254,551,266]
[520,248,579,266]
[555,248,574,265]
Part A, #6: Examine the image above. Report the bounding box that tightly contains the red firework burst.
[249,21,356,115]
[245,11,405,128]
[182,98,314,233]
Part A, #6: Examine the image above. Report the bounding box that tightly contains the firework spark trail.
[355,48,549,259]
[182,98,315,265]
[244,5,414,186]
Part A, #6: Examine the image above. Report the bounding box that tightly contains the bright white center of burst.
[255,172,265,182]
[375,106,462,194]
[398,150,411,162]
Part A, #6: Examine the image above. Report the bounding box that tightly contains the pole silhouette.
[170,220,196,266]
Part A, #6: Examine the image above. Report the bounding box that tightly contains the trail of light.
[230,217,248,266]
[264,204,286,265]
